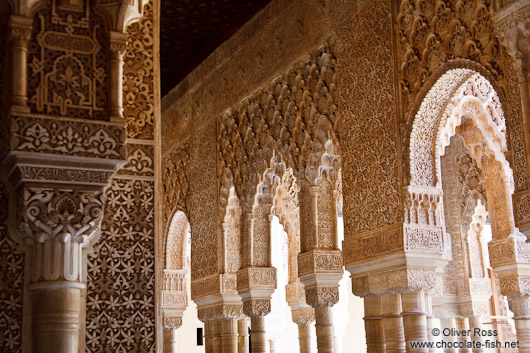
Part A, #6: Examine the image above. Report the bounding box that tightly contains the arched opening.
[410,68,522,350]
[162,210,192,351]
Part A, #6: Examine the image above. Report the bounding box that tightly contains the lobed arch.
[410,67,520,241]
[164,208,190,271]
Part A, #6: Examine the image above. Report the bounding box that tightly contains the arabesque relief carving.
[27,2,110,120]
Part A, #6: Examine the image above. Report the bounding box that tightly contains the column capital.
[9,15,32,45]
[109,31,128,56]
[291,307,315,325]
[163,315,183,330]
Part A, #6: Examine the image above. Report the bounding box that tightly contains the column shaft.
[250,315,267,353]
[298,322,312,353]
[238,318,249,353]
[163,328,178,353]
[509,296,530,353]
[364,296,385,353]
[31,283,82,353]
[401,291,428,353]
[468,316,484,353]
[220,318,238,353]
[382,293,406,353]
[315,305,334,353]
[213,320,222,353]
[454,317,471,353]
[205,321,215,353]
[439,318,458,353]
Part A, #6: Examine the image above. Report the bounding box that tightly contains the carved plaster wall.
[86,3,156,352]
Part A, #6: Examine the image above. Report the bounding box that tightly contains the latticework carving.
[85,3,155,352]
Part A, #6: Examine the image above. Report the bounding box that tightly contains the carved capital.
[291,307,315,325]
[285,282,308,307]
[304,286,339,307]
[109,31,128,54]
[9,15,32,47]
[163,316,182,330]
[237,267,277,292]
[242,298,271,317]
[297,249,343,278]
[14,187,104,282]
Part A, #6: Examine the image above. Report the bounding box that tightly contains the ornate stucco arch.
[409,68,519,241]
[162,209,190,330]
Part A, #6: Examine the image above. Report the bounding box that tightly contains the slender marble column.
[468,316,484,353]
[424,293,435,353]
[31,282,83,353]
[454,317,471,353]
[213,320,222,353]
[298,322,312,353]
[163,327,178,353]
[508,296,530,353]
[439,318,458,353]
[220,318,238,353]
[251,315,267,353]
[382,293,406,353]
[401,291,429,353]
[364,295,385,353]
[238,318,249,353]
[315,306,334,353]
[205,321,215,353]
[9,15,32,113]
[269,339,277,353]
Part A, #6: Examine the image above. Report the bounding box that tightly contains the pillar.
[205,321,215,353]
[382,293,406,353]
[109,32,127,121]
[454,317,471,353]
[30,282,83,353]
[439,318,458,353]
[401,291,428,353]
[298,322,312,353]
[314,305,334,353]
[424,293,435,353]
[238,318,249,353]
[162,327,178,353]
[8,15,32,113]
[508,296,530,353]
[269,339,276,353]
[220,318,238,353]
[250,315,267,353]
[364,295,385,353]
[468,316,484,353]
[298,182,343,353]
